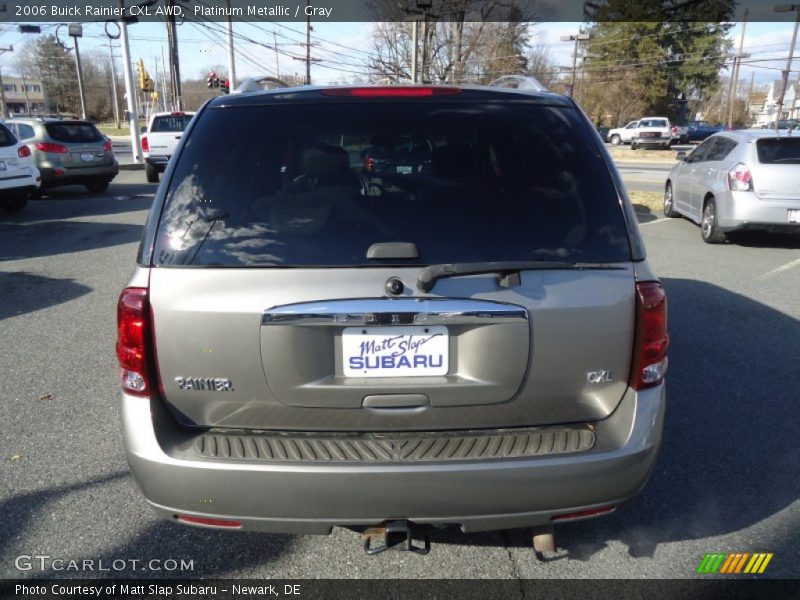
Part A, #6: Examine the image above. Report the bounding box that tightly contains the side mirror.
[676,151,687,161]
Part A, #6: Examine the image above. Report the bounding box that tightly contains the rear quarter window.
[45,122,103,143]
[0,124,17,147]
[756,138,800,163]
[152,100,632,267]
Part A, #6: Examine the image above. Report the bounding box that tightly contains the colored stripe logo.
[696,553,773,574]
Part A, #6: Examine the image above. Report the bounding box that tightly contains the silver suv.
[119,85,667,548]
[6,117,118,194]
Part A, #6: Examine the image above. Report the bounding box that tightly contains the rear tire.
[631,141,638,150]
[85,181,109,193]
[1,194,27,212]
[610,134,621,146]
[663,182,679,217]
[701,197,726,244]
[145,164,159,183]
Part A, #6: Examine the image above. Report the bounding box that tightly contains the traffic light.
[137,59,147,91]
[207,71,219,88]
[220,79,229,94]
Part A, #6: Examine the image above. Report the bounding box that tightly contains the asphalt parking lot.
[1,170,798,580]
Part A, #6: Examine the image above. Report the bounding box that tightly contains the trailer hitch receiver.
[362,521,431,555]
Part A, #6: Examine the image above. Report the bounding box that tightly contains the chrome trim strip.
[262,298,528,327]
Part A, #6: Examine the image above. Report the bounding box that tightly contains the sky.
[1,20,799,89]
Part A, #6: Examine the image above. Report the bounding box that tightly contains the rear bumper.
[0,170,39,193]
[123,384,665,534]
[717,191,800,230]
[39,162,119,187]
[635,137,670,148]
[145,156,170,171]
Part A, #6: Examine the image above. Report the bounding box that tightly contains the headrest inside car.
[302,146,350,183]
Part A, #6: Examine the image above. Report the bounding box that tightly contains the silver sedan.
[664,130,800,243]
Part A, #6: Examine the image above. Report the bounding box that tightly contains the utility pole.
[561,32,590,98]
[160,46,169,111]
[226,0,236,90]
[411,20,418,83]
[108,42,121,128]
[68,24,88,120]
[306,0,312,84]
[727,11,749,128]
[775,4,800,130]
[745,70,755,115]
[0,46,12,119]
[165,0,182,110]
[118,0,142,162]
[273,32,280,79]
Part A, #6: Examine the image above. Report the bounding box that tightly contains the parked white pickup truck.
[142,111,195,183]
[631,117,687,150]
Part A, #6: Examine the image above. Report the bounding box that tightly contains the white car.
[631,117,675,150]
[0,122,40,212]
[607,120,639,145]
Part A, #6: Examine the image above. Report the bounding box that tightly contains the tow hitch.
[362,521,432,555]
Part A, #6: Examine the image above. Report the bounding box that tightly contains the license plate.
[396,165,413,174]
[342,325,448,378]
[789,209,800,224]
[0,161,5,171]
[80,153,94,162]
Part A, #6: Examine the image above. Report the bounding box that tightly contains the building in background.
[754,79,800,126]
[2,76,47,116]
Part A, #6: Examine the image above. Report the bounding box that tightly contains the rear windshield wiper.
[417,260,627,292]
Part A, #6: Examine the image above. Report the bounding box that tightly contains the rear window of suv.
[152,101,631,267]
[756,138,800,163]
[45,122,103,143]
[639,119,668,128]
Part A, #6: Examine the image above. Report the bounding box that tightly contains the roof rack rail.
[232,76,291,94]
[488,75,548,92]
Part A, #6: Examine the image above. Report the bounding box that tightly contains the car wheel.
[631,141,638,150]
[663,182,679,217]
[85,181,109,193]
[1,194,27,212]
[145,164,159,184]
[610,134,621,146]
[701,197,726,244]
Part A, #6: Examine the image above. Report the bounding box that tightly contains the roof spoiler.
[488,75,548,92]
[232,76,291,94]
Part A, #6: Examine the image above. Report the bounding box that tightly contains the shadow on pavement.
[431,278,800,575]
[0,220,145,261]
[0,271,92,321]
[1,472,292,579]
[634,205,660,223]
[728,230,800,250]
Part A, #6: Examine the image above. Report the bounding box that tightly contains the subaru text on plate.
[118,83,668,552]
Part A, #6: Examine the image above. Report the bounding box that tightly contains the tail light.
[364,156,374,172]
[321,86,461,97]
[17,145,31,158]
[116,287,153,396]
[35,142,68,154]
[728,163,753,191]
[630,282,668,390]
[141,136,149,152]
[103,140,113,153]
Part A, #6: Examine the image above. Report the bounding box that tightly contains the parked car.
[119,84,667,548]
[665,130,800,243]
[631,117,685,150]
[606,120,639,145]
[5,117,118,194]
[763,120,799,130]
[0,122,40,212]
[142,111,195,183]
[686,120,725,142]
[360,134,433,178]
